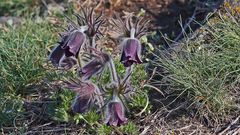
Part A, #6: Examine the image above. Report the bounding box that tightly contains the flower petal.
[48,44,65,67]
[80,60,103,80]
[123,39,139,58]
[66,81,96,113]
[120,38,142,67]
[80,51,109,80]
[105,100,127,126]
[72,94,92,113]
[114,102,127,123]
[64,30,86,56]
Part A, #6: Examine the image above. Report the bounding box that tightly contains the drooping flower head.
[48,25,88,69]
[62,29,87,57]
[65,80,97,113]
[48,6,104,69]
[79,48,110,80]
[120,33,142,67]
[111,14,150,67]
[105,96,127,126]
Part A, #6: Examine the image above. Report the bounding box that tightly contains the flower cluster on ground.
[48,7,149,126]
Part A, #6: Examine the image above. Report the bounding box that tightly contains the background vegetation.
[0,0,239,134]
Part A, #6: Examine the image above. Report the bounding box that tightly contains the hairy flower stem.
[89,36,96,54]
[109,58,118,84]
[94,87,104,108]
[130,27,136,39]
[112,91,119,101]
[77,51,82,68]
[124,66,133,83]
[76,25,88,68]
[109,57,120,98]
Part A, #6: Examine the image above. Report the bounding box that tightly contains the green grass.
[0,93,24,126]
[0,20,58,95]
[0,19,59,125]
[151,10,240,119]
[0,0,34,16]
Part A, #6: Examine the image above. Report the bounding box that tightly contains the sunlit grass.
[151,9,240,119]
[0,20,58,95]
[0,19,59,126]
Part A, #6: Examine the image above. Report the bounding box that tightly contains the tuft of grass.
[0,0,35,16]
[0,93,24,126]
[0,20,57,95]
[151,7,240,120]
[0,19,58,126]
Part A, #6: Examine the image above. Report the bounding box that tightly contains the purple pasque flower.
[105,96,127,126]
[62,28,87,57]
[79,49,110,80]
[111,15,150,67]
[120,28,142,67]
[48,25,88,69]
[65,80,96,113]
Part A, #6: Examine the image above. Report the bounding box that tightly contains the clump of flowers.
[48,7,149,126]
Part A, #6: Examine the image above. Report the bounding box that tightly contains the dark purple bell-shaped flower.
[105,97,127,126]
[62,30,86,57]
[80,51,110,80]
[120,38,142,67]
[48,26,87,69]
[65,80,96,113]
